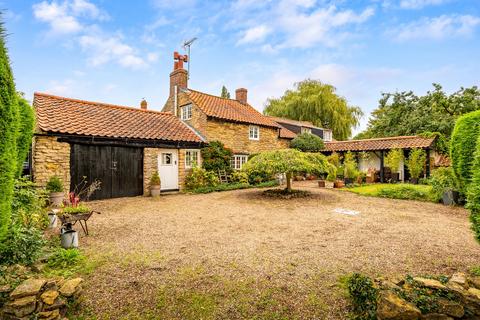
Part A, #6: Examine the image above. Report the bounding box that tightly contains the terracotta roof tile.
[324,136,435,152]
[34,93,203,143]
[184,89,280,128]
[278,125,297,139]
[267,116,317,129]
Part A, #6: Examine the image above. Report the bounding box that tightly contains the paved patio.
[77,181,480,319]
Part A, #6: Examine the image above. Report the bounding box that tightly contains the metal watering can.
[60,223,78,249]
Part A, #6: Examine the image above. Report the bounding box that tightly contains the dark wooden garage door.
[70,144,143,200]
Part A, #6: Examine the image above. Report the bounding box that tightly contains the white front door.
[158,149,179,190]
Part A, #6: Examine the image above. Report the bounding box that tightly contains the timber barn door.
[70,144,143,200]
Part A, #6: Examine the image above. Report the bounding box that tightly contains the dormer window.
[249,125,259,140]
[181,104,192,120]
[301,127,311,134]
[323,130,332,142]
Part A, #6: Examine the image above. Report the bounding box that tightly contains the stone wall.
[143,148,158,196]
[32,136,70,192]
[204,119,284,154]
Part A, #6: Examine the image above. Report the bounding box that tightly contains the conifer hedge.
[15,94,35,176]
[450,110,480,192]
[467,134,480,242]
[0,19,19,241]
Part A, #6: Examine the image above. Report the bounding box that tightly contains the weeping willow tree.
[0,16,19,241]
[264,80,363,140]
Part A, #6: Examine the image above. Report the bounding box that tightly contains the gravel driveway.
[77,181,480,319]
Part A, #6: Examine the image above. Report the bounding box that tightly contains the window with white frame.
[301,127,312,134]
[185,150,199,168]
[181,104,192,120]
[230,155,248,170]
[249,125,259,140]
[323,130,332,142]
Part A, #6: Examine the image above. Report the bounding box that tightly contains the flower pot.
[318,180,326,188]
[442,190,459,205]
[344,178,353,185]
[325,181,334,189]
[49,192,64,207]
[334,180,345,188]
[150,185,161,197]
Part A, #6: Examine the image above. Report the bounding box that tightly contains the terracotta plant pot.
[318,180,326,188]
[49,192,64,207]
[325,181,334,189]
[150,185,161,197]
[334,180,345,188]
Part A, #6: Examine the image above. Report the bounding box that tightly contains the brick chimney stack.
[140,99,147,110]
[170,51,188,97]
[235,88,248,104]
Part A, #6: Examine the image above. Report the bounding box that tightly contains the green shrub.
[466,133,480,242]
[428,167,459,202]
[290,132,324,152]
[343,151,359,180]
[12,178,48,229]
[327,152,341,168]
[150,171,161,185]
[231,171,249,184]
[46,175,64,193]
[0,223,45,265]
[189,180,279,194]
[247,169,273,185]
[326,165,337,182]
[185,167,219,190]
[345,273,378,320]
[385,149,403,174]
[201,141,233,173]
[451,110,480,192]
[47,248,84,269]
[406,148,426,180]
[377,185,431,201]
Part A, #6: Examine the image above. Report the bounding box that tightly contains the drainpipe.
[174,85,178,117]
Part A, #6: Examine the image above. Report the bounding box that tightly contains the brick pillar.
[169,69,188,97]
[235,88,248,104]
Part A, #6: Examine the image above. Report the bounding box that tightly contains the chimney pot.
[140,99,147,110]
[235,88,248,104]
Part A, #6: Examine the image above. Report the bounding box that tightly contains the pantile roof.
[34,93,203,143]
[184,89,280,128]
[323,136,435,152]
[278,125,297,139]
[267,116,317,129]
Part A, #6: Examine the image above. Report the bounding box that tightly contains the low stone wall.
[32,135,71,191]
[376,273,480,319]
[1,276,83,320]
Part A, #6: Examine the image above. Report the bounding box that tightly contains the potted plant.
[406,148,426,184]
[325,166,336,188]
[385,149,403,183]
[150,171,161,197]
[46,175,64,207]
[343,152,358,185]
[334,179,345,188]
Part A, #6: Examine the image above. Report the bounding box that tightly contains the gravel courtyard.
[76,181,480,319]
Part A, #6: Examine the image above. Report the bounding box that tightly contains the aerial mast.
[183,37,197,79]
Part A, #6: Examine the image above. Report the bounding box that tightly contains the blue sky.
[3,0,480,135]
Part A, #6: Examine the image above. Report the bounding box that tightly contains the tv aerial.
[183,37,197,79]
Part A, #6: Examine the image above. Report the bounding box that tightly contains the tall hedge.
[450,110,480,192]
[15,94,34,176]
[0,18,19,241]
[290,132,324,152]
[467,134,480,242]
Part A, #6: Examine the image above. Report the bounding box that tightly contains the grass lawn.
[346,183,435,202]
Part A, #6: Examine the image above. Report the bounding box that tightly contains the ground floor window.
[231,154,248,170]
[185,150,200,168]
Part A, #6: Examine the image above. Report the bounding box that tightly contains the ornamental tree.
[0,18,19,241]
[290,132,324,152]
[405,148,426,181]
[242,149,329,192]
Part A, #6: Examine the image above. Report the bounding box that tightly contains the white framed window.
[249,125,259,140]
[181,104,192,120]
[162,153,173,165]
[230,155,248,170]
[185,150,200,168]
[323,130,332,142]
[301,127,312,134]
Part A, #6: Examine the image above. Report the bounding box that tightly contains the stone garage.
[32,93,204,200]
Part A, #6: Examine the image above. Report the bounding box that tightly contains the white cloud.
[147,52,159,62]
[233,1,375,49]
[399,0,448,9]
[390,14,480,41]
[32,0,107,35]
[237,25,272,45]
[79,33,147,69]
[47,78,76,95]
